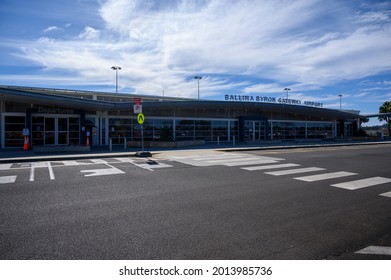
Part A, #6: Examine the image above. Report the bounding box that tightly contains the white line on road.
[294,171,357,182]
[192,155,243,161]
[225,159,279,166]
[90,159,108,164]
[331,177,391,190]
[206,157,263,163]
[80,162,125,177]
[29,165,35,181]
[0,163,12,170]
[356,246,391,256]
[47,162,55,180]
[81,166,125,177]
[113,157,134,163]
[379,191,391,198]
[242,163,300,171]
[0,175,17,184]
[62,160,81,166]
[137,163,173,169]
[265,167,325,176]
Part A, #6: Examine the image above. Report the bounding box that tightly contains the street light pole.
[284,88,291,99]
[111,66,122,93]
[338,94,343,110]
[194,76,202,100]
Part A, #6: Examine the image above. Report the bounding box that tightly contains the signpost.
[137,113,145,154]
[134,104,151,157]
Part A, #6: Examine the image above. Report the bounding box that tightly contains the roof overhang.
[0,86,116,111]
[0,86,363,120]
[116,100,363,120]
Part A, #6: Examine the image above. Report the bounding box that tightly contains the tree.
[379,101,391,135]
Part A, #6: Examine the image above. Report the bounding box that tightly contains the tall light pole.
[338,94,343,110]
[111,66,121,93]
[194,76,202,100]
[284,88,291,99]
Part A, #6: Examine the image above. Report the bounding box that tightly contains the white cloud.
[79,26,100,40]
[8,0,391,102]
[43,26,61,33]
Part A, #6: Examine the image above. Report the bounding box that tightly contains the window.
[4,115,25,147]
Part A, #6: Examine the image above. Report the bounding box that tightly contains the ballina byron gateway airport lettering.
[224,94,323,107]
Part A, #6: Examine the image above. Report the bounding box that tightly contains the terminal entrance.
[31,115,80,146]
[245,120,266,142]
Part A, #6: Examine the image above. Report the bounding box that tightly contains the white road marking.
[80,163,125,177]
[62,160,81,166]
[206,157,264,163]
[47,162,55,180]
[113,157,134,163]
[0,175,17,184]
[379,191,391,198]
[166,154,285,167]
[294,171,357,182]
[29,162,47,182]
[242,163,301,171]
[356,246,391,256]
[32,162,48,168]
[29,165,35,181]
[225,159,279,166]
[331,177,391,190]
[90,159,108,164]
[0,163,12,170]
[193,156,242,162]
[265,167,325,176]
[137,163,173,169]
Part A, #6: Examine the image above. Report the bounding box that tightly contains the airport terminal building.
[0,85,363,149]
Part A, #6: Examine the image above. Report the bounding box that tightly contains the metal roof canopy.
[0,86,116,111]
[0,86,362,120]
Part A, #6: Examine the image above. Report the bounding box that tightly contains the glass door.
[245,121,266,142]
[45,117,55,145]
[58,117,69,145]
[32,116,79,146]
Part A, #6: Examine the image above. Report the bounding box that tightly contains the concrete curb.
[0,141,390,163]
[217,140,391,152]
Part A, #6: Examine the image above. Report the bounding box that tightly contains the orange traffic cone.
[23,136,29,151]
[86,136,90,146]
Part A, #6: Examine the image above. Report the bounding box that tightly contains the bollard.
[233,135,235,146]
[109,138,112,152]
[124,138,127,150]
[217,136,220,146]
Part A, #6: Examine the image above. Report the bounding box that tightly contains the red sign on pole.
[133,98,142,105]
[133,98,142,114]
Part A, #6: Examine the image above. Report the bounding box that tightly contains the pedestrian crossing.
[164,152,391,199]
[294,171,357,182]
[264,167,326,176]
[1,153,390,200]
[165,152,285,167]
[330,177,391,190]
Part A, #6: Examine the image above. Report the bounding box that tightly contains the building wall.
[0,100,354,148]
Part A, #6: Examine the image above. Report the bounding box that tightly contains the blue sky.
[1,0,391,125]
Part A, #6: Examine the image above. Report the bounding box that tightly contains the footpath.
[1,140,391,164]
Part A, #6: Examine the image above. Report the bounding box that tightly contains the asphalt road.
[0,144,391,260]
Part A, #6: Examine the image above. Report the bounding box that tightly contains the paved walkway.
[0,140,390,163]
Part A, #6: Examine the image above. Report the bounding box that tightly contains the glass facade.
[0,87,362,148]
[4,115,25,147]
[269,121,334,140]
[243,120,334,141]
[31,115,80,146]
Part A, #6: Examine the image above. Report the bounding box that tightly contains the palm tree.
[379,101,391,135]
